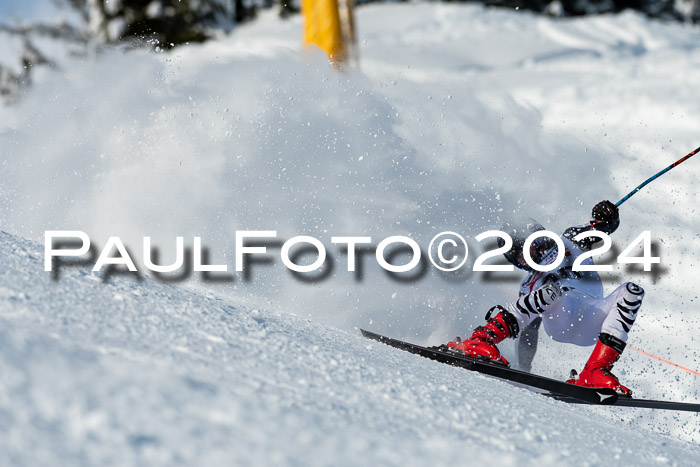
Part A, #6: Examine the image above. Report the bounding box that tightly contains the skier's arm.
[563,200,619,250]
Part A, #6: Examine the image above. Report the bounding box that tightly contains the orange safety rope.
[629,346,700,376]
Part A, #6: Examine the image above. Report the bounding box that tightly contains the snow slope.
[1,3,700,460]
[1,229,699,465]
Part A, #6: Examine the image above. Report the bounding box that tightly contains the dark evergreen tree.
[66,0,237,47]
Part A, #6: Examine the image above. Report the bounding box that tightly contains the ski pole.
[615,146,700,207]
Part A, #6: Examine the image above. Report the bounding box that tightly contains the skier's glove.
[591,200,619,226]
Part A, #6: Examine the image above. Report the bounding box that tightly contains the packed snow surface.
[2,230,699,465]
[1,3,700,463]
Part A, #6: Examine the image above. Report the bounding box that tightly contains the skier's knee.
[509,282,561,329]
[618,282,643,316]
[623,282,645,302]
[538,282,562,306]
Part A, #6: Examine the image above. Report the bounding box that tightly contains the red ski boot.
[447,306,519,366]
[567,333,632,396]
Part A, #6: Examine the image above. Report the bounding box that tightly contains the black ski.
[542,393,700,412]
[361,329,618,405]
[361,329,700,412]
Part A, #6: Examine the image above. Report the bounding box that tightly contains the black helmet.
[497,218,557,271]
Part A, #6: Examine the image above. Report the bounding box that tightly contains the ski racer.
[447,201,644,396]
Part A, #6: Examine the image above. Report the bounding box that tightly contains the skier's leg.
[600,282,644,342]
[517,317,542,372]
[568,282,645,395]
[447,283,562,366]
[506,281,564,331]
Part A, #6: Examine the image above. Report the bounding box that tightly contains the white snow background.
[1,3,700,464]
